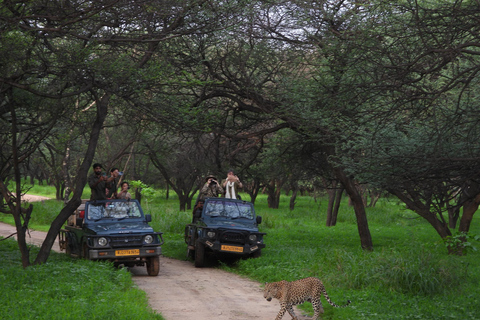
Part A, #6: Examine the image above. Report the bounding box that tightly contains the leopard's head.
[264,281,282,301]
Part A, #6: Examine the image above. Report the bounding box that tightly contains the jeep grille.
[220,231,246,244]
[110,235,143,247]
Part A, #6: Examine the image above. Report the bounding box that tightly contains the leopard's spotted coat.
[264,277,351,320]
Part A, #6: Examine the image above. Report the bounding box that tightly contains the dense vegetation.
[2,185,479,319]
[3,1,480,267]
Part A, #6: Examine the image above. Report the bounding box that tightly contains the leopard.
[263,277,351,320]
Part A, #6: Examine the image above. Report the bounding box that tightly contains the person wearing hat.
[198,174,224,201]
[88,163,115,200]
[192,174,224,222]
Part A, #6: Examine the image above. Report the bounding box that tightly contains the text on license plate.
[221,245,243,253]
[115,249,139,256]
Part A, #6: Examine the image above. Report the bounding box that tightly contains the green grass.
[3,183,480,319]
[0,239,163,320]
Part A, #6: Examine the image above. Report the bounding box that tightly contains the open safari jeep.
[185,197,266,267]
[59,199,164,276]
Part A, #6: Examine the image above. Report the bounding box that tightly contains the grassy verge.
[3,184,480,319]
[0,238,163,319]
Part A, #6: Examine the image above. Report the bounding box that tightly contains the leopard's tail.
[320,283,351,308]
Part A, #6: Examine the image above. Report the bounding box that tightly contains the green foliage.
[0,239,163,320]
[129,180,156,213]
[444,232,480,254]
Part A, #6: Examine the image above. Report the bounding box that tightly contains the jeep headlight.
[97,237,108,246]
[249,234,257,242]
[207,231,216,238]
[144,235,154,244]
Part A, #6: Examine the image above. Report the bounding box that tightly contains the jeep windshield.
[204,200,254,219]
[86,200,143,220]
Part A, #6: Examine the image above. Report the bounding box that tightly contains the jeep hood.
[86,222,154,235]
[204,219,259,231]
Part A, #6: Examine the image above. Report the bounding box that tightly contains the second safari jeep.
[185,197,266,267]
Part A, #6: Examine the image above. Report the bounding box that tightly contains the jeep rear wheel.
[146,256,160,276]
[194,240,206,268]
[65,236,71,256]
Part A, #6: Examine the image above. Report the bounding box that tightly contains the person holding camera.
[117,181,131,200]
[222,169,243,199]
[199,174,224,200]
[88,163,116,200]
[192,175,224,222]
[106,167,122,199]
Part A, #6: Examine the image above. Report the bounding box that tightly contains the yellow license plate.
[115,249,139,256]
[221,245,243,253]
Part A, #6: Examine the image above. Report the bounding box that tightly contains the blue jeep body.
[185,197,266,267]
[59,199,163,276]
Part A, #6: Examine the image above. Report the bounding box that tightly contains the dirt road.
[0,195,305,320]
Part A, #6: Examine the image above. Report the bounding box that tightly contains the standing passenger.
[88,163,112,200]
[106,167,122,199]
[222,169,243,199]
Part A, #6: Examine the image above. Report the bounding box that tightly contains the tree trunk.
[448,206,460,229]
[266,179,283,209]
[389,189,452,240]
[326,183,336,227]
[289,189,297,211]
[34,93,111,264]
[8,102,33,267]
[246,179,261,204]
[178,192,194,211]
[15,204,33,268]
[333,167,373,251]
[368,190,381,208]
[331,186,344,226]
[179,195,187,211]
[458,193,480,233]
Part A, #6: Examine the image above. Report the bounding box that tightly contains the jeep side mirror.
[145,214,152,222]
[256,216,262,224]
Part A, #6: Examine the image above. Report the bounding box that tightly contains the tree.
[0,0,227,265]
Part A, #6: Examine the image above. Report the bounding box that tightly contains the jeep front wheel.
[146,256,160,276]
[251,249,262,258]
[194,240,206,268]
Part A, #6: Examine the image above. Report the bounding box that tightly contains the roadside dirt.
[0,195,306,320]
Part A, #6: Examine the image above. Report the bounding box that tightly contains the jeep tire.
[194,239,206,268]
[187,247,195,260]
[146,256,160,276]
[251,249,262,258]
